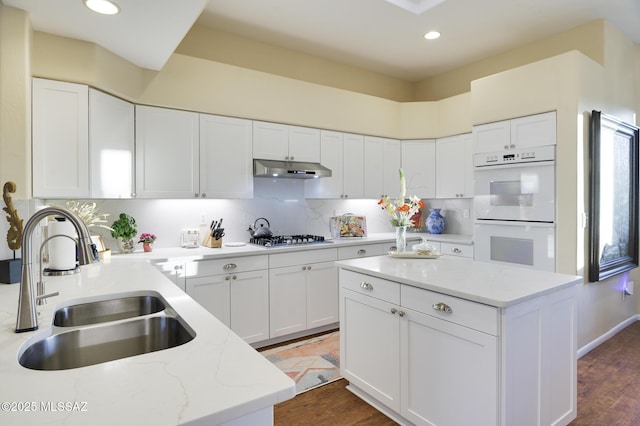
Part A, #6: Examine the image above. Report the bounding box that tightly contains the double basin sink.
[19,292,196,371]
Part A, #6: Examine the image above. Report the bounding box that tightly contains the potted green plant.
[110,213,137,253]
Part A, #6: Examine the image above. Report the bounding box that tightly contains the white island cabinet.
[338,255,580,426]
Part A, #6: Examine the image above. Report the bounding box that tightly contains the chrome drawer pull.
[432,302,453,313]
[452,248,462,254]
[398,310,406,317]
[357,249,367,255]
[223,263,237,270]
[360,282,373,290]
[391,307,397,314]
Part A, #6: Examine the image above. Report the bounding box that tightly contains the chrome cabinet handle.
[232,274,237,280]
[398,310,406,317]
[302,266,307,271]
[432,302,453,313]
[173,265,183,271]
[391,307,397,314]
[357,249,367,255]
[452,248,462,254]
[225,275,231,280]
[223,263,237,270]
[504,144,509,150]
[360,282,373,290]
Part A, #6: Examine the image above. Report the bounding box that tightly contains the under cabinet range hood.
[253,159,332,179]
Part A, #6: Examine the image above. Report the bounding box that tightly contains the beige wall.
[416,20,607,101]
[177,25,416,103]
[0,5,31,199]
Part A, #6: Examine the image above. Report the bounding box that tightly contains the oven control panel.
[474,145,555,167]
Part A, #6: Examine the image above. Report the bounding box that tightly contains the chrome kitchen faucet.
[15,207,98,333]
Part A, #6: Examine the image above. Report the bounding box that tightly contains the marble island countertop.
[336,255,582,308]
[0,260,295,425]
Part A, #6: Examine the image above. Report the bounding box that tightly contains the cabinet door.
[401,307,498,426]
[135,106,199,198]
[342,133,364,198]
[340,288,401,412]
[510,111,556,149]
[472,119,510,153]
[305,130,343,198]
[32,78,89,198]
[252,121,288,160]
[153,261,186,292]
[363,136,385,198]
[186,275,230,327]
[306,261,338,329]
[401,140,436,199]
[436,134,473,199]
[230,270,269,344]
[288,125,320,162]
[382,139,401,199]
[89,89,135,198]
[199,114,253,199]
[269,266,307,337]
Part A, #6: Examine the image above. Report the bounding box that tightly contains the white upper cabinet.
[199,114,253,199]
[305,131,364,199]
[253,121,320,162]
[32,78,89,198]
[436,133,473,198]
[89,89,135,199]
[135,105,200,198]
[364,136,400,199]
[474,111,556,153]
[401,140,436,199]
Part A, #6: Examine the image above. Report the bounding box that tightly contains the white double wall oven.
[473,144,557,272]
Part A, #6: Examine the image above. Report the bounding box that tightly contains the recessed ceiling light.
[83,0,120,15]
[424,31,441,40]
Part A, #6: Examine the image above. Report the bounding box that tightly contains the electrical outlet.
[625,281,634,296]
[200,213,207,225]
[463,209,470,219]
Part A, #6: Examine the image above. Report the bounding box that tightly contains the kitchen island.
[0,260,295,425]
[337,255,582,426]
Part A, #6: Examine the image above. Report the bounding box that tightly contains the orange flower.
[418,200,425,208]
[396,204,410,212]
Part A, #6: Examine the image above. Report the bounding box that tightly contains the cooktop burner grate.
[249,234,331,247]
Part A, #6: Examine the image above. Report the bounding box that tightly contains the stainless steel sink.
[19,316,195,370]
[53,295,166,327]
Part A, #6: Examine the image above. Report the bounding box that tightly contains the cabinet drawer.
[340,269,400,305]
[440,242,474,258]
[401,285,498,335]
[186,255,268,277]
[269,248,337,268]
[338,243,384,260]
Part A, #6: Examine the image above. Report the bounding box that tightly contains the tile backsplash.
[27,178,473,251]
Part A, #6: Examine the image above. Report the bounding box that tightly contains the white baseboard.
[577,314,640,358]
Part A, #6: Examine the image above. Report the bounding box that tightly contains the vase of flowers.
[138,233,157,252]
[378,169,425,252]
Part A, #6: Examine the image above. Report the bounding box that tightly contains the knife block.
[203,234,222,248]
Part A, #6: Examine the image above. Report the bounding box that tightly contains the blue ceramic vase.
[425,208,445,234]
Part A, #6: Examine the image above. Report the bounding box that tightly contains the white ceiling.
[4,0,640,81]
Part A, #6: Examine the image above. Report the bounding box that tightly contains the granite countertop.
[336,255,582,308]
[0,259,295,425]
[114,232,473,263]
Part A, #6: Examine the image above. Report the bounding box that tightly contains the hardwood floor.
[274,321,640,425]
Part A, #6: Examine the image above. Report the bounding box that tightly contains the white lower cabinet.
[340,268,577,426]
[269,249,338,338]
[185,256,269,344]
[153,260,186,292]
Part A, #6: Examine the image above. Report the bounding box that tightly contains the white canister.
[48,218,77,270]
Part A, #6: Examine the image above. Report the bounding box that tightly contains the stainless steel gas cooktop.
[249,234,331,248]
